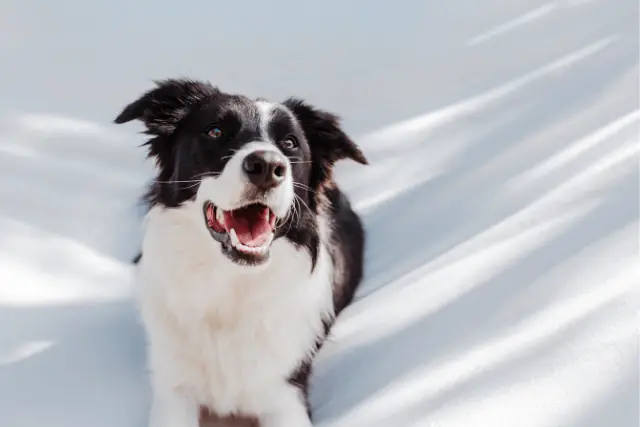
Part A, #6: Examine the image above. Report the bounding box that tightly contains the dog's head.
[115,79,367,267]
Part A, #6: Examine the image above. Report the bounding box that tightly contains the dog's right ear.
[114,78,218,135]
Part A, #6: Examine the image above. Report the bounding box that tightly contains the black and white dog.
[115,79,367,427]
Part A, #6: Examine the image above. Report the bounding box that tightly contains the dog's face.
[115,79,367,267]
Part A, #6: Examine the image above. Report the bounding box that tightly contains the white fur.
[256,100,276,144]
[137,99,332,426]
[138,203,333,426]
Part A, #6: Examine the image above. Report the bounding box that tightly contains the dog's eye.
[205,126,223,139]
[281,136,298,150]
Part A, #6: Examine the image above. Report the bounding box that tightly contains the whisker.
[151,171,221,185]
[152,181,201,190]
[294,197,302,229]
[193,172,222,179]
[151,179,203,184]
[180,182,202,190]
[221,149,238,161]
[283,198,298,235]
[293,182,315,193]
[294,194,316,222]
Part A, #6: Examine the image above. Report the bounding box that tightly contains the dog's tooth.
[229,228,240,247]
[264,232,274,248]
[216,208,225,225]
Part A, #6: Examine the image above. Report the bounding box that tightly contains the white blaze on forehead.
[256,100,276,143]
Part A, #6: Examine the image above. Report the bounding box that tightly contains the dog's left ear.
[114,78,218,135]
[284,98,368,168]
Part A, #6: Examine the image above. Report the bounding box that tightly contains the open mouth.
[203,201,277,265]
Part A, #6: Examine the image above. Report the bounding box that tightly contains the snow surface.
[0,0,638,426]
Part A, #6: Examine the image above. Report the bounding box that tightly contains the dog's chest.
[138,209,334,412]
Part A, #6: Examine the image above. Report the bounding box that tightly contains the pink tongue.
[224,205,272,246]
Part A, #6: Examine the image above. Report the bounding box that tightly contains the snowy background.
[0,1,638,426]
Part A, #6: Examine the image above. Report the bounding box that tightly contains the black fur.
[282,98,367,210]
[325,185,366,315]
[115,78,367,421]
[288,360,313,418]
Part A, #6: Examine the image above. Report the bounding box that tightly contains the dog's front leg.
[259,384,313,427]
[148,388,200,427]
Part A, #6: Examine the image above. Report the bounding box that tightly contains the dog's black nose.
[242,150,287,189]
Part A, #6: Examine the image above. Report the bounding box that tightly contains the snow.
[0,0,637,426]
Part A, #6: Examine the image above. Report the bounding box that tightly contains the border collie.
[114,79,367,427]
